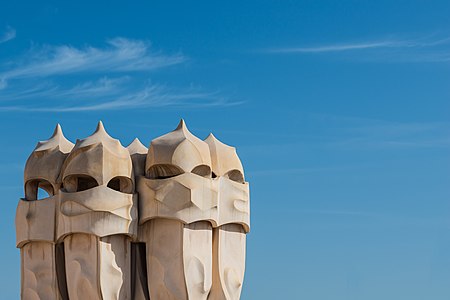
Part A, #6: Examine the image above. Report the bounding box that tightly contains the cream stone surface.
[205,134,248,300]
[205,134,250,232]
[57,122,137,240]
[183,221,213,300]
[138,174,218,226]
[16,196,57,247]
[63,234,132,300]
[24,124,74,191]
[16,120,250,300]
[204,134,244,180]
[57,187,136,238]
[209,225,246,300]
[128,138,150,300]
[60,122,135,300]
[21,242,61,300]
[16,124,72,300]
[140,219,213,300]
[146,120,211,177]
[127,138,148,177]
[64,233,102,299]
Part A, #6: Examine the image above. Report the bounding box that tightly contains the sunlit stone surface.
[16,120,250,300]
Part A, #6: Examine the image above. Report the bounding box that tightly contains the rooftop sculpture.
[15,120,250,300]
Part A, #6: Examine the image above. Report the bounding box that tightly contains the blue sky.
[1,1,449,299]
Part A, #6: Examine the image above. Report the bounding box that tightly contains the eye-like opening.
[63,175,99,192]
[191,165,212,178]
[107,176,133,194]
[225,169,245,183]
[25,179,54,201]
[147,164,184,179]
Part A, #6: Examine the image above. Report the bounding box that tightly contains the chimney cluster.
[15,120,250,300]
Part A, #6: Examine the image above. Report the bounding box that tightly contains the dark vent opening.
[107,176,133,194]
[76,176,98,192]
[147,164,184,179]
[131,243,150,299]
[55,243,69,300]
[191,165,211,178]
[108,177,121,191]
[225,169,245,184]
[63,175,99,193]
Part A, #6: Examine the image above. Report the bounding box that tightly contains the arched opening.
[191,165,211,178]
[147,164,184,179]
[107,176,133,194]
[63,175,99,192]
[25,179,54,200]
[225,169,245,183]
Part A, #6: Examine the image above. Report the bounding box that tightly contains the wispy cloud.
[0,38,184,87]
[267,41,403,53]
[264,35,450,62]
[0,78,237,112]
[0,26,16,44]
[0,38,236,111]
[0,77,126,101]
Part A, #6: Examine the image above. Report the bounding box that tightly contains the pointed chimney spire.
[73,121,128,157]
[146,119,211,174]
[34,123,74,153]
[205,133,217,143]
[51,123,63,138]
[127,138,148,155]
[25,124,74,184]
[174,118,194,137]
[95,120,105,133]
[90,120,112,139]
[175,118,186,131]
[62,122,132,187]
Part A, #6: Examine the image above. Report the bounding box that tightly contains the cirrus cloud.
[263,35,450,62]
[0,37,238,111]
[0,37,185,87]
[0,26,16,44]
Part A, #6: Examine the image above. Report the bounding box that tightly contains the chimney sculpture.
[15,120,250,300]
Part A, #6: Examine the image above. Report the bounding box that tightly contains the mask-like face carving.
[139,167,218,225]
[16,121,250,300]
[138,120,216,300]
[205,134,250,231]
[57,122,136,240]
[216,176,249,230]
[16,125,74,247]
[205,134,249,300]
[138,120,218,226]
